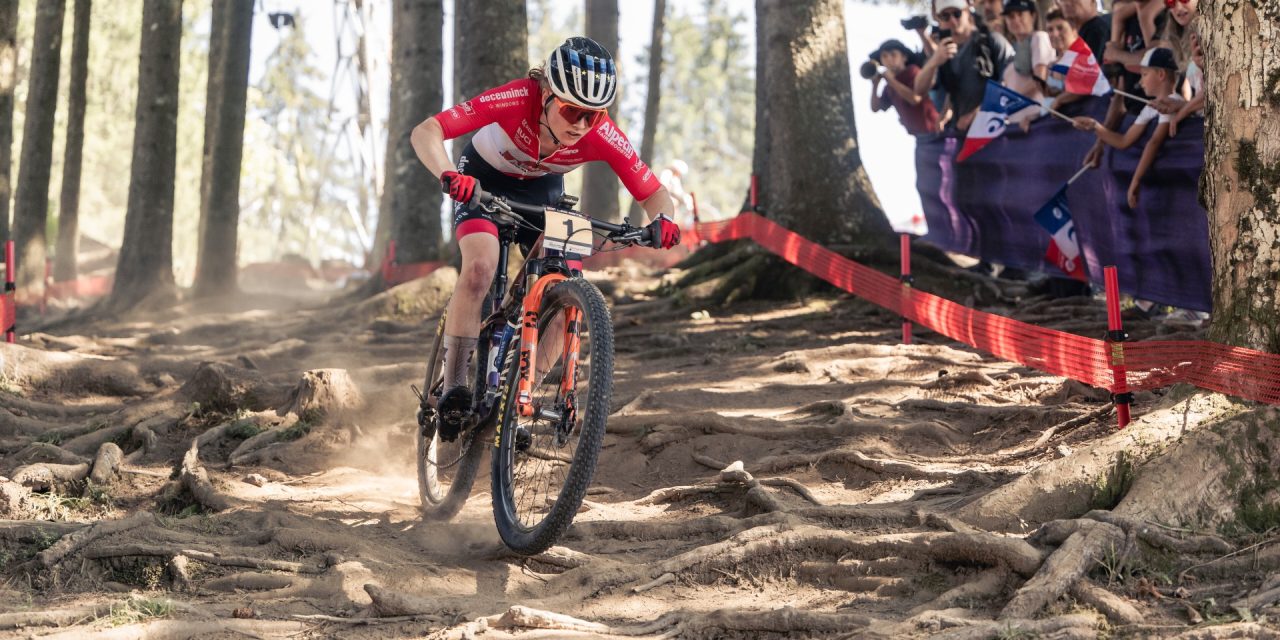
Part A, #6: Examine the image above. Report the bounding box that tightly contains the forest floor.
[1,256,1278,639]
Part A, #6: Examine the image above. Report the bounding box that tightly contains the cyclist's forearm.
[637,186,676,225]
[412,116,455,179]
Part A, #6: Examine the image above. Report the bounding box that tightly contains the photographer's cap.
[1002,0,1036,14]
[871,39,913,63]
[935,0,968,14]
[1140,47,1177,70]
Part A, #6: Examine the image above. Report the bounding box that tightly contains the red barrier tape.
[696,213,1280,406]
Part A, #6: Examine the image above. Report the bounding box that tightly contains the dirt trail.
[0,263,1271,639]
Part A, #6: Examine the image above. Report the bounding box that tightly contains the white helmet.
[547,37,617,110]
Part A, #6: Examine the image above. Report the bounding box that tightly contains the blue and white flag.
[958,80,1038,162]
[1033,187,1087,281]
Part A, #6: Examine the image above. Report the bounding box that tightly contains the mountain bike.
[414,188,665,555]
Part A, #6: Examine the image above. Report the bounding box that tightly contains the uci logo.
[1052,206,1065,220]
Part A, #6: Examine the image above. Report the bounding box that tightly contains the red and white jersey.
[432,78,661,202]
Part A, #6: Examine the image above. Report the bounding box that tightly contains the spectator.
[659,160,696,228]
[1155,0,1199,69]
[1103,0,1167,115]
[977,0,1007,37]
[869,39,941,136]
[914,0,1015,133]
[1072,48,1179,209]
[1057,0,1110,65]
[1109,0,1164,54]
[1001,0,1054,125]
[1044,9,1079,94]
[1153,25,1203,137]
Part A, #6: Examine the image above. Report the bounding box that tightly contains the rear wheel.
[491,278,614,555]
[416,310,490,520]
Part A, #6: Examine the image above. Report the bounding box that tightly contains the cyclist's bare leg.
[442,233,499,392]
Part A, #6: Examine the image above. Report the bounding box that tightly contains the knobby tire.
[491,277,614,555]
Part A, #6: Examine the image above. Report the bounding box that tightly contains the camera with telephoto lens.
[859,60,881,80]
[900,15,929,30]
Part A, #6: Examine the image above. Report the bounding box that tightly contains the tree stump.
[180,362,286,413]
[278,369,363,427]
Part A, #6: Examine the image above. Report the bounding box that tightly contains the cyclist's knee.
[457,258,496,297]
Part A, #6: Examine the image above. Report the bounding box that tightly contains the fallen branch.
[631,572,676,593]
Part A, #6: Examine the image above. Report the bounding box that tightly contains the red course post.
[749,174,758,211]
[1104,266,1132,428]
[4,240,14,343]
[900,233,912,345]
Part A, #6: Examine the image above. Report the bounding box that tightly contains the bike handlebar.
[468,187,654,247]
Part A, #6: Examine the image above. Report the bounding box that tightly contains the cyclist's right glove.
[645,214,681,249]
[440,170,478,204]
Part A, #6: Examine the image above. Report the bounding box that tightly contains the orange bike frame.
[515,272,578,416]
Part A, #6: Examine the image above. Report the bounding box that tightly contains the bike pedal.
[436,387,474,442]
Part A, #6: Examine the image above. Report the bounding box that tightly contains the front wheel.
[491,278,614,555]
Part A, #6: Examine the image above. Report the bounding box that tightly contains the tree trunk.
[109,0,183,311]
[0,0,18,244]
[628,0,666,224]
[192,0,253,299]
[756,0,890,247]
[1200,0,1280,353]
[749,0,769,213]
[11,0,65,293]
[580,0,622,223]
[54,0,90,283]
[453,0,528,162]
[375,0,443,271]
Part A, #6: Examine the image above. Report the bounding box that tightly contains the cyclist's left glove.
[645,214,681,249]
[440,170,478,204]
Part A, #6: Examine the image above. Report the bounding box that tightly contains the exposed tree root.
[203,571,299,592]
[927,612,1103,640]
[477,604,876,638]
[9,462,90,491]
[89,442,126,485]
[793,562,907,594]
[34,510,155,568]
[178,440,237,511]
[0,519,85,542]
[565,511,797,543]
[752,448,998,485]
[1084,509,1233,555]
[1001,520,1126,619]
[908,568,1010,614]
[0,604,112,630]
[35,618,309,640]
[8,442,91,467]
[83,543,327,573]
[364,583,474,617]
[1071,578,1143,625]
[555,523,1045,597]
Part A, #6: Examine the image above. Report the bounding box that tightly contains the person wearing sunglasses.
[410,37,680,425]
[913,0,1015,133]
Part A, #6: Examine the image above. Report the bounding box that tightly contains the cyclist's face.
[542,91,600,145]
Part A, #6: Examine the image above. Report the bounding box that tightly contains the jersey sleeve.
[432,78,535,140]
[589,118,662,202]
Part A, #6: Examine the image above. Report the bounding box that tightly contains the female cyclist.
[410,36,680,438]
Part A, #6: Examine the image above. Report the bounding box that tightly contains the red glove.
[646,214,681,249]
[440,170,477,204]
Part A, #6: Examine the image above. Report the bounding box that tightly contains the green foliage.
[225,418,264,440]
[106,595,174,622]
[644,1,754,219]
[279,419,312,442]
[1090,452,1135,511]
[240,11,367,269]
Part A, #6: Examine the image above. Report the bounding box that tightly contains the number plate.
[542,208,594,256]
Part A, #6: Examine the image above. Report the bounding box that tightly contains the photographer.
[913,0,1015,133]
[866,40,940,137]
[901,14,936,57]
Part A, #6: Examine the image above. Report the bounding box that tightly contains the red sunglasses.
[550,96,605,126]
[1163,0,1189,8]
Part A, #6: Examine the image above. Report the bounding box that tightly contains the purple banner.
[915,97,1211,312]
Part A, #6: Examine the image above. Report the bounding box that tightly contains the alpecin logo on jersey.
[478,86,530,103]
[596,121,635,159]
